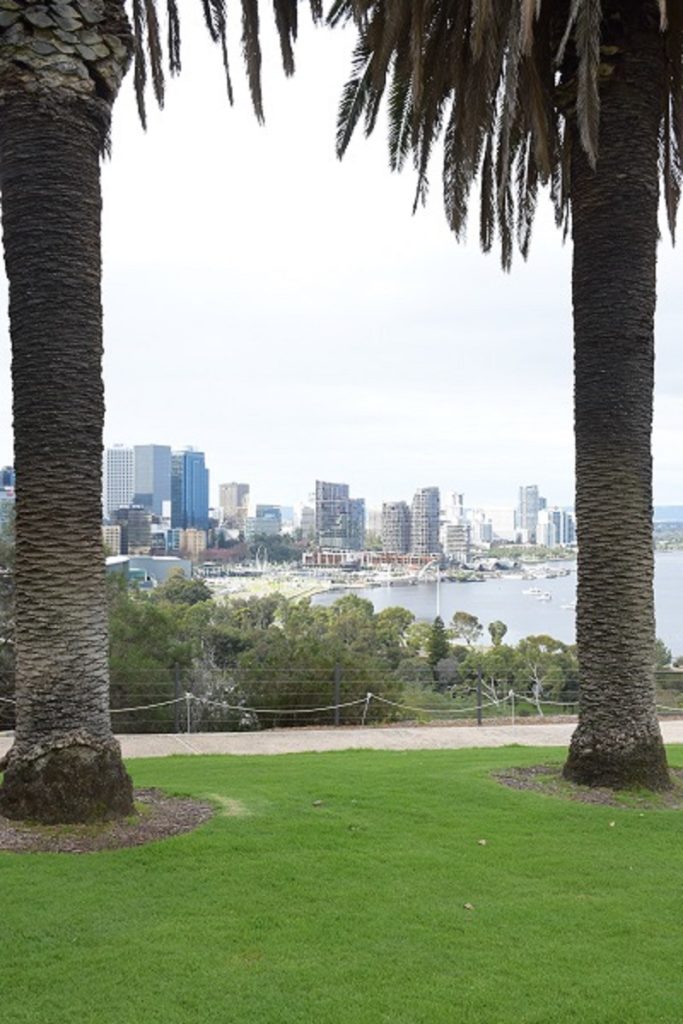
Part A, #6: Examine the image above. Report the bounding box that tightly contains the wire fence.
[2,670,683,737]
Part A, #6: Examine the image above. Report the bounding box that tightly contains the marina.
[203,551,683,658]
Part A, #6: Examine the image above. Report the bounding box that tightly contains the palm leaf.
[128,0,322,128]
[334,0,683,262]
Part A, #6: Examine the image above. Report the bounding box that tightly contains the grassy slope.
[3,745,683,1024]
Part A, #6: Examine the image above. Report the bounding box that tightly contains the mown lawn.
[3,746,683,1024]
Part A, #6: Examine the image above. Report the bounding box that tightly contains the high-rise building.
[315,480,350,550]
[518,484,541,543]
[381,501,411,554]
[245,504,282,540]
[218,482,250,529]
[348,498,366,551]
[297,504,315,539]
[177,528,208,560]
[544,506,576,547]
[103,445,134,519]
[442,522,471,562]
[102,524,122,556]
[0,466,15,487]
[314,481,367,551]
[133,445,171,516]
[411,487,440,555]
[171,449,209,530]
[443,492,465,523]
[112,505,152,555]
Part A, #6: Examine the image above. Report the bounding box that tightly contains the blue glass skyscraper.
[171,449,209,530]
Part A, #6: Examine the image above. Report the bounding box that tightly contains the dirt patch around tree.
[495,765,683,810]
[0,788,215,854]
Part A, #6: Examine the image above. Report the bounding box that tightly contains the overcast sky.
[0,9,681,511]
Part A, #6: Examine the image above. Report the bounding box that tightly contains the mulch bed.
[0,788,214,854]
[495,765,683,809]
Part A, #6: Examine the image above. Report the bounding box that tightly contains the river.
[312,550,683,657]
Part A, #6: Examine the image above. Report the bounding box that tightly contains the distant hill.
[654,506,683,523]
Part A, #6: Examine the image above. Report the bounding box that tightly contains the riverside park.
[3,723,683,1024]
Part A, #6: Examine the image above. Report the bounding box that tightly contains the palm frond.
[334,0,683,263]
[336,36,374,157]
[132,0,148,128]
[166,0,181,74]
[144,0,165,107]
[128,0,322,129]
[470,0,494,61]
[273,0,298,75]
[387,44,413,170]
[241,0,263,121]
[479,133,495,251]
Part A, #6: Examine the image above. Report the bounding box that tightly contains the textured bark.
[563,7,670,790]
[0,90,133,821]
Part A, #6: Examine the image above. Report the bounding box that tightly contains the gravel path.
[3,720,683,759]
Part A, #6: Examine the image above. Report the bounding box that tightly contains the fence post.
[509,689,515,729]
[174,663,181,733]
[185,691,192,735]
[476,670,482,727]
[334,664,341,727]
[361,691,372,727]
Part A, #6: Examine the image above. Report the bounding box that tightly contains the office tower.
[103,445,134,518]
[411,487,440,555]
[133,445,171,516]
[315,480,350,549]
[218,482,250,529]
[443,492,465,523]
[547,507,576,547]
[0,466,15,487]
[279,506,295,533]
[518,484,541,543]
[112,505,152,555]
[245,504,283,540]
[177,528,208,560]
[102,525,122,556]
[442,523,472,562]
[381,501,411,553]
[171,449,209,530]
[348,498,366,551]
[314,481,366,550]
[298,505,315,539]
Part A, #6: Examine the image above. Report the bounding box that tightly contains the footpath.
[4,720,683,759]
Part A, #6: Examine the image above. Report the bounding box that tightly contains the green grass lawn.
[4,745,683,1024]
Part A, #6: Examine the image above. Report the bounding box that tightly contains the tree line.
[103,573,587,731]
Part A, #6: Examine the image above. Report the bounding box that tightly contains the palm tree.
[0,0,321,824]
[330,0,679,790]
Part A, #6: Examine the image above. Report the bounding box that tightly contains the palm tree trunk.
[563,14,670,790]
[0,94,134,822]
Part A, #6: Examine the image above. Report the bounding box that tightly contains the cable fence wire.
[2,668,683,735]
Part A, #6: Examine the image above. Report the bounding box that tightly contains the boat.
[535,591,552,601]
[522,587,544,596]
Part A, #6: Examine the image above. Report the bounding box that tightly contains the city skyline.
[0,14,680,508]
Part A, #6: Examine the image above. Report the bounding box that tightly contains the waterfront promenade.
[3,720,683,759]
